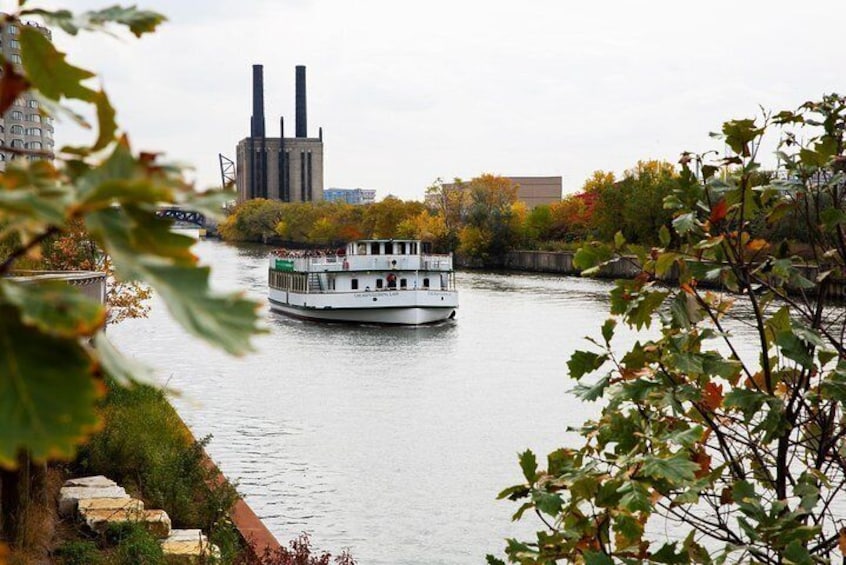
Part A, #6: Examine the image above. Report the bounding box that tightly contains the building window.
[351,278,358,290]
[11,54,21,64]
[27,141,42,150]
[8,24,19,36]
[10,111,23,120]
[27,128,41,136]
[10,125,23,134]
[28,100,38,108]
[10,39,20,49]
[28,114,40,123]
[10,139,24,148]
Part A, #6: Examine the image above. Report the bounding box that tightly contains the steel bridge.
[155,207,207,227]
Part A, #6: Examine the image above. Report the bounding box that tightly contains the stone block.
[161,529,218,565]
[63,475,118,488]
[81,507,171,538]
[58,485,129,516]
[78,497,144,514]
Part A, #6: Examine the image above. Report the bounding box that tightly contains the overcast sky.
[16,0,846,200]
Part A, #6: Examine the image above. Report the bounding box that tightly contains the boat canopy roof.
[346,239,431,256]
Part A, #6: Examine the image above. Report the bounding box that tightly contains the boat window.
[376,278,383,289]
[357,243,366,255]
[410,242,417,255]
[384,242,393,254]
[400,278,407,289]
[351,278,359,290]
[423,278,430,288]
[371,242,380,255]
[422,242,432,254]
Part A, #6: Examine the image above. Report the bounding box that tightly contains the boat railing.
[273,253,454,272]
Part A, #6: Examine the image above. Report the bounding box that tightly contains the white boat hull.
[268,287,457,325]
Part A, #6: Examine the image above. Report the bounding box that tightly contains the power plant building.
[236,65,324,202]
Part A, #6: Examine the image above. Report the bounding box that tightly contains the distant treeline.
[220,163,808,265]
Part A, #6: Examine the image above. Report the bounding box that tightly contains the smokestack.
[295,65,307,138]
[251,64,265,137]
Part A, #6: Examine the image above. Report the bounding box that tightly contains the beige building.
[432,176,562,209]
[508,176,562,209]
[236,65,324,202]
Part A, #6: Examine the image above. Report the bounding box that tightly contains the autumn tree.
[425,177,471,252]
[459,174,521,263]
[493,94,846,564]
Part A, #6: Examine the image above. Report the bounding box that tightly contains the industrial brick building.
[235,65,323,202]
[0,20,55,171]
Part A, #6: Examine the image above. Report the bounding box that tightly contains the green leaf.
[725,389,767,422]
[532,490,563,516]
[783,540,813,565]
[93,333,155,386]
[20,27,97,102]
[519,449,537,483]
[628,290,669,330]
[0,279,105,338]
[86,207,260,355]
[673,213,696,235]
[567,350,608,380]
[618,481,652,513]
[641,454,699,484]
[583,550,614,565]
[22,6,166,37]
[655,252,679,277]
[0,307,100,466]
[571,374,610,401]
[775,331,814,369]
[485,556,506,565]
[659,224,671,247]
[614,230,626,249]
[601,318,616,346]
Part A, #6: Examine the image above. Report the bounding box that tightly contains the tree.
[459,174,520,263]
[492,94,846,563]
[0,1,260,475]
[425,177,471,252]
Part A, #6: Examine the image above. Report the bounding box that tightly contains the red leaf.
[702,382,724,411]
[0,62,30,115]
[709,199,728,223]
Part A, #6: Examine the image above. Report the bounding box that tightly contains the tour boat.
[267,239,458,325]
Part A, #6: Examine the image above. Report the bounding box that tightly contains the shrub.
[105,523,165,565]
[53,540,101,565]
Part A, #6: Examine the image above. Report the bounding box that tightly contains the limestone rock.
[78,497,144,514]
[161,529,219,564]
[58,485,129,516]
[82,507,171,538]
[64,475,118,488]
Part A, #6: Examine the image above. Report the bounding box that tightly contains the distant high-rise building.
[235,65,324,202]
[324,187,376,205]
[0,20,55,171]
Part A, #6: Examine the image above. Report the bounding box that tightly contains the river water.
[109,239,758,564]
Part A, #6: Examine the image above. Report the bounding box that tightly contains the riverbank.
[495,249,846,299]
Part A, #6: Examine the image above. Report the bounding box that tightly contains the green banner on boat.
[275,259,295,272]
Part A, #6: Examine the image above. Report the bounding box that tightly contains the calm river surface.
[109,239,760,564]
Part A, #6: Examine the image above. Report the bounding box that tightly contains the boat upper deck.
[270,239,453,273]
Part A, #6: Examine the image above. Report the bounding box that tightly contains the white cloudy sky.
[11,0,846,200]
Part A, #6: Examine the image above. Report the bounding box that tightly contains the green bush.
[77,381,239,531]
[105,523,165,565]
[54,539,102,565]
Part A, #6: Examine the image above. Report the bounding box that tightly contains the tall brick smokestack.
[295,65,307,138]
[251,64,265,137]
